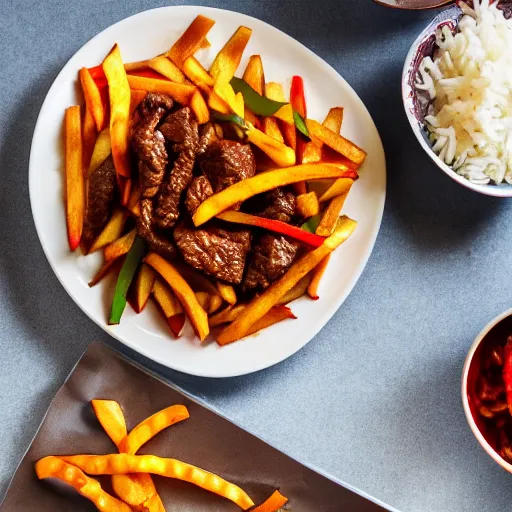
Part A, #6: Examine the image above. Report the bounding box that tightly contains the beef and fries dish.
[64,14,366,345]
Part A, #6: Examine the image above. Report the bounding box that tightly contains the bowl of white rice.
[403,0,512,196]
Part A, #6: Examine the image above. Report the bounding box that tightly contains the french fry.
[244,108,259,128]
[64,106,84,252]
[318,177,354,202]
[148,56,187,83]
[103,44,132,179]
[308,254,330,300]
[301,140,359,174]
[316,192,350,237]
[168,314,187,338]
[134,263,156,313]
[195,291,211,311]
[190,89,210,124]
[243,55,265,95]
[152,279,185,337]
[208,89,230,114]
[182,57,214,93]
[91,401,166,510]
[216,282,237,305]
[153,279,183,317]
[265,82,294,126]
[121,405,189,454]
[126,185,141,216]
[89,208,128,253]
[217,217,357,345]
[262,117,284,143]
[213,82,244,118]
[306,119,366,165]
[320,145,360,169]
[209,304,246,327]
[88,258,123,287]
[119,176,132,207]
[90,399,127,450]
[296,191,320,218]
[210,26,252,83]
[246,126,296,167]
[264,82,285,103]
[209,294,223,314]
[142,493,166,512]
[323,107,344,133]
[36,457,131,512]
[59,454,255,510]
[277,274,311,305]
[89,59,157,83]
[82,105,97,175]
[280,120,297,151]
[79,67,105,131]
[124,58,152,72]
[301,141,322,164]
[129,89,148,115]
[193,164,356,226]
[126,75,196,105]
[112,474,157,509]
[104,228,136,261]
[230,305,296,343]
[167,15,216,67]
[199,38,211,50]
[128,69,170,81]
[88,127,111,177]
[252,490,289,512]
[146,253,209,341]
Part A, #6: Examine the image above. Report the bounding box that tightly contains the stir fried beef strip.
[137,198,176,259]
[186,175,214,216]
[83,156,117,247]
[129,97,300,294]
[243,234,299,292]
[156,107,199,229]
[240,188,298,291]
[197,122,218,156]
[200,140,256,193]
[131,93,174,198]
[258,188,297,223]
[174,225,251,284]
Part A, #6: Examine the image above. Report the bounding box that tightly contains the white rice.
[416,0,512,185]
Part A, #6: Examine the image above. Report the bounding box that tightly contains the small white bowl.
[462,307,512,472]
[402,4,512,197]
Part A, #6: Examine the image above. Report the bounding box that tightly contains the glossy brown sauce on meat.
[83,155,117,247]
[129,92,299,295]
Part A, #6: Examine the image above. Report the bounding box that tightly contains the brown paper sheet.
[0,342,390,511]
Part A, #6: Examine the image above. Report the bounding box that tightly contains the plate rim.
[29,5,387,378]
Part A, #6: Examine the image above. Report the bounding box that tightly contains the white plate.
[29,6,386,378]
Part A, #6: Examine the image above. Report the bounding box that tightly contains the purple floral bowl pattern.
[402,2,512,196]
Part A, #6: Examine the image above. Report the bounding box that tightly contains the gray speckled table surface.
[1,1,512,511]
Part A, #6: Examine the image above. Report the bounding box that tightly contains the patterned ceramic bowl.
[374,0,453,8]
[402,2,512,196]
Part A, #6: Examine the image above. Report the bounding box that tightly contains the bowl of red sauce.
[462,308,512,470]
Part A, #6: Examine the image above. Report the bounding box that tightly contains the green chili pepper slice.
[212,111,247,129]
[109,236,146,325]
[293,111,309,138]
[301,214,321,234]
[230,77,287,117]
